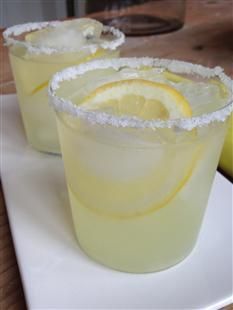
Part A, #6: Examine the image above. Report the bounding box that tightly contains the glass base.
[76,235,197,274]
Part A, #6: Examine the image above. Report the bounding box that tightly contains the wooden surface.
[0,0,232,309]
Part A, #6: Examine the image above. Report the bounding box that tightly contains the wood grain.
[121,0,233,76]
[0,0,232,309]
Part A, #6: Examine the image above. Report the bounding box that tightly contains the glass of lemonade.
[3,19,125,154]
[49,58,232,273]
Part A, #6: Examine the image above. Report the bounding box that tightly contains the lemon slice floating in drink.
[81,79,192,119]
[72,79,200,219]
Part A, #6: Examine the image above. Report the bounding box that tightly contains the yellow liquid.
[55,67,229,272]
[57,115,226,272]
[9,46,119,153]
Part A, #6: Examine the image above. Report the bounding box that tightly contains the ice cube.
[62,18,103,40]
[175,81,224,115]
[26,18,103,50]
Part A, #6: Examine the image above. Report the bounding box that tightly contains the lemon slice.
[68,145,201,220]
[81,79,192,119]
[29,48,105,96]
[64,79,201,219]
[209,78,229,98]
[163,70,190,83]
[219,113,233,177]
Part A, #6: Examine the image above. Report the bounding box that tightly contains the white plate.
[1,94,232,310]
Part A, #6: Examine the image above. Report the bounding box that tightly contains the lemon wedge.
[81,79,192,119]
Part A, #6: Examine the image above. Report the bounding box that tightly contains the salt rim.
[48,57,233,130]
[3,20,125,55]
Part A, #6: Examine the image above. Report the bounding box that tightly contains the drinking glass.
[49,58,232,272]
[75,0,186,35]
[3,19,125,154]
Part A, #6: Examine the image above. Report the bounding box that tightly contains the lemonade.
[3,19,125,153]
[49,58,232,272]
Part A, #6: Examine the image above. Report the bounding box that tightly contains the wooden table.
[0,0,232,309]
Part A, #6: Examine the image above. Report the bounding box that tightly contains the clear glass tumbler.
[75,0,186,35]
[49,58,232,273]
[3,19,125,154]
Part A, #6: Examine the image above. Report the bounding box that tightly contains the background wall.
[0,0,67,27]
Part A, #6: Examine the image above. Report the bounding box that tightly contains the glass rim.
[3,20,125,55]
[48,57,233,131]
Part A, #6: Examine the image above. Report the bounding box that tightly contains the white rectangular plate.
[1,95,232,310]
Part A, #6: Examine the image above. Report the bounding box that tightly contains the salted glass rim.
[3,20,125,55]
[48,57,233,130]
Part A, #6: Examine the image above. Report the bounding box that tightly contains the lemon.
[29,48,105,96]
[70,79,201,219]
[70,144,201,219]
[30,80,50,95]
[163,71,190,83]
[81,79,192,119]
[208,79,232,177]
[219,113,233,178]
[210,78,229,98]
